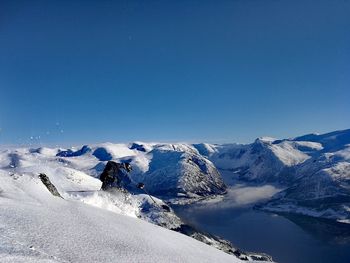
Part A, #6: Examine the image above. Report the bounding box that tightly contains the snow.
[192,143,218,157]
[0,142,226,201]
[293,141,323,151]
[1,128,349,261]
[65,190,140,218]
[269,141,310,166]
[0,171,241,263]
[92,143,137,159]
[258,137,277,143]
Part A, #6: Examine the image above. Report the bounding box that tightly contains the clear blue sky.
[0,0,349,145]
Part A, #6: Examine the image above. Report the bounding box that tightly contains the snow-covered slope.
[260,144,350,223]
[0,148,272,262]
[197,129,350,223]
[0,171,241,263]
[0,141,226,202]
[135,144,226,200]
[256,130,350,223]
[56,142,226,201]
[1,127,349,253]
[196,139,316,183]
[196,129,349,184]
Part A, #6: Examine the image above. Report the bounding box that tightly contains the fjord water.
[174,204,350,263]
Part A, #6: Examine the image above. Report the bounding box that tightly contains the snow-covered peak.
[256,136,277,143]
[1,141,226,202]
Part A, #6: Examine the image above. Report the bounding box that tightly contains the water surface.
[174,204,350,263]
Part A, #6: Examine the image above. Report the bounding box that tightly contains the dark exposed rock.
[57,145,91,157]
[99,161,132,190]
[130,143,147,152]
[93,147,113,161]
[38,173,62,198]
[173,224,273,261]
[8,153,20,169]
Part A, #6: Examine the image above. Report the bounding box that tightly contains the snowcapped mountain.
[134,143,226,200]
[0,144,271,262]
[1,128,349,262]
[195,138,322,184]
[258,131,350,223]
[54,142,226,201]
[196,129,350,223]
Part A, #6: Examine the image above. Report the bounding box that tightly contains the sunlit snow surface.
[0,144,251,263]
[0,171,240,263]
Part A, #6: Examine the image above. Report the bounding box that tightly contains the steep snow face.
[268,141,312,166]
[0,171,241,263]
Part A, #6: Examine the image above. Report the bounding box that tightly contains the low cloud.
[196,184,283,210]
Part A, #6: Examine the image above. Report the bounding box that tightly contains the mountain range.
[1,128,349,262]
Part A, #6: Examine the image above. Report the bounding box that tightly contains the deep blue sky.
[0,0,349,145]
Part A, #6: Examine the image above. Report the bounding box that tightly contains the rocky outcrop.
[38,173,62,198]
[56,145,91,157]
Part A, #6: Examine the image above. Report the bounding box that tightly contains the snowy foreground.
[1,128,349,262]
[0,150,271,263]
[0,171,247,263]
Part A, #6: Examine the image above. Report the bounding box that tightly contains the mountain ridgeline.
[195,129,350,222]
[3,129,350,222]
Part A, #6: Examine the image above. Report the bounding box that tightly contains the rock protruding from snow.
[57,145,91,157]
[1,142,227,203]
[38,173,62,198]
[2,128,349,224]
[0,171,242,263]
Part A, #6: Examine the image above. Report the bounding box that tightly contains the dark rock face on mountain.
[57,145,91,157]
[92,147,114,161]
[173,224,272,261]
[129,143,147,152]
[99,161,132,190]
